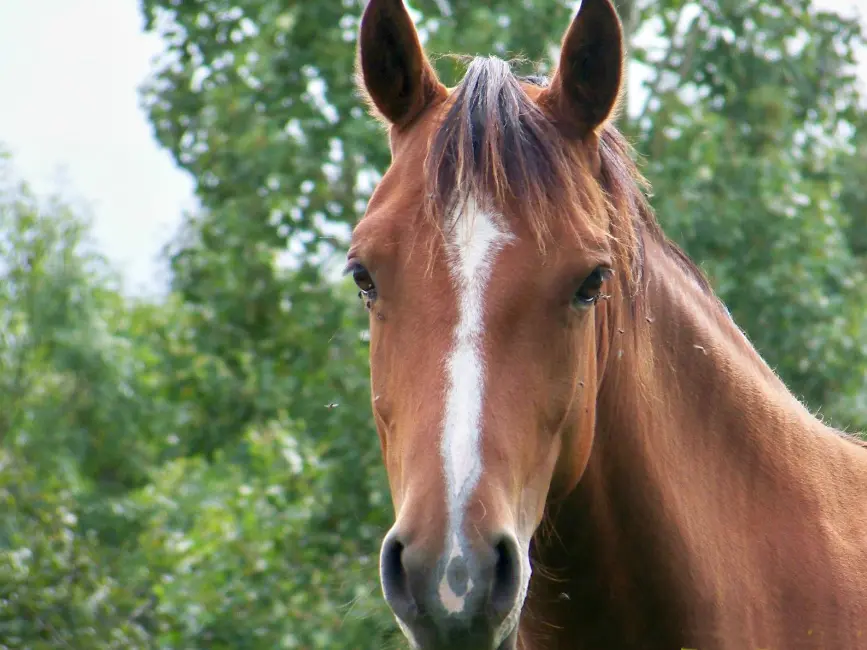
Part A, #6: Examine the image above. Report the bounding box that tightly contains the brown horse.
[348,1,867,648]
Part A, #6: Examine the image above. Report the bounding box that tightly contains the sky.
[0,0,863,297]
[0,0,196,296]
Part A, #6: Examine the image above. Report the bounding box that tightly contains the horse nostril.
[381,535,403,584]
[489,535,522,622]
[380,534,418,621]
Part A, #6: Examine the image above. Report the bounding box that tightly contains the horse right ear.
[538,0,625,138]
[358,0,447,127]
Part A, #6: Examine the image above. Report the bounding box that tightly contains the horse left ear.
[539,0,625,137]
[358,0,447,128]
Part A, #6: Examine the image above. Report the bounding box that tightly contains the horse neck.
[599,232,834,483]
[595,232,866,509]
[524,232,867,649]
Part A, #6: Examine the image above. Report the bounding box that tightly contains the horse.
[348,0,867,648]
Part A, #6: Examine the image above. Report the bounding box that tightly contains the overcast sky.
[0,0,863,297]
[0,0,195,296]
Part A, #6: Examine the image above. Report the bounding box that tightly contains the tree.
[0,148,396,649]
[135,0,867,646]
[629,0,867,424]
[0,151,161,649]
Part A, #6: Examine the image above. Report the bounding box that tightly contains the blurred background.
[0,0,865,648]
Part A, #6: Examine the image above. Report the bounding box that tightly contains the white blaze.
[438,196,513,612]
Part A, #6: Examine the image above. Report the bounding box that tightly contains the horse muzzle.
[379,527,526,650]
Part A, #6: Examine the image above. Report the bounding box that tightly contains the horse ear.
[358,0,446,127]
[539,0,625,137]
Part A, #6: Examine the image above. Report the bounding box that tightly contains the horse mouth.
[402,620,519,650]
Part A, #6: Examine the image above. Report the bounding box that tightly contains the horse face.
[352,1,624,647]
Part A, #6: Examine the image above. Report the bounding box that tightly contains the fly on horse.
[348,0,867,648]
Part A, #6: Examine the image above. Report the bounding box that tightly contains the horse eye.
[348,263,377,302]
[573,267,611,308]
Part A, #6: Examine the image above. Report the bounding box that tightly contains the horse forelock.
[424,57,605,252]
[420,56,714,311]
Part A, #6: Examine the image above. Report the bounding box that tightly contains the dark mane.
[423,56,713,298]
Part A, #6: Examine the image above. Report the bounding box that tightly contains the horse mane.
[422,55,714,303]
[420,56,867,450]
[842,431,867,449]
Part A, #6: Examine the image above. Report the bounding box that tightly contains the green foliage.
[0,161,176,492]
[0,152,394,648]
[629,0,867,421]
[0,158,157,649]
[0,451,155,650]
[135,419,393,649]
[132,0,866,645]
